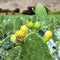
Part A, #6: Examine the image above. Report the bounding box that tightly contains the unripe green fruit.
[34,21,41,29]
[27,21,33,28]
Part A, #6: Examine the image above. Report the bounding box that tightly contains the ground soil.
[0,0,60,12]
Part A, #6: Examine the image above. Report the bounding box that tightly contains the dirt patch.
[0,0,60,12]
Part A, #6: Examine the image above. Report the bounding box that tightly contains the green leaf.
[4,21,14,35]
[20,32,52,60]
[35,3,47,20]
[0,36,15,50]
[0,46,21,60]
[6,46,21,60]
[14,16,23,30]
[0,35,21,60]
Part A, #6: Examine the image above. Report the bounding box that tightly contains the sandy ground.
[0,0,60,12]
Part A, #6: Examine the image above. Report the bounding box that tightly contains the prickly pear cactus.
[0,46,21,60]
[20,32,52,60]
[35,3,49,31]
[0,36,21,60]
[35,4,47,20]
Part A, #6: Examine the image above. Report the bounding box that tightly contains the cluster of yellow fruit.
[10,21,42,43]
[10,20,52,43]
[10,25,28,43]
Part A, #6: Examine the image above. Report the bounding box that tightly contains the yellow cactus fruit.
[20,25,28,33]
[15,30,24,38]
[10,34,16,43]
[44,30,52,42]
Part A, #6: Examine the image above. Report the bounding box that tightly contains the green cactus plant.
[48,15,60,42]
[20,32,52,60]
[14,16,23,30]
[0,35,21,60]
[35,3,49,31]
[35,4,47,20]
[0,46,21,60]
